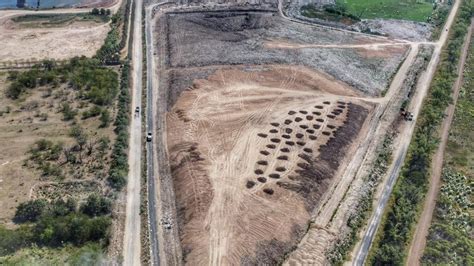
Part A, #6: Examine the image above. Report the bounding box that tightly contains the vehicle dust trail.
[406,18,474,266]
[122,0,142,265]
[353,0,461,264]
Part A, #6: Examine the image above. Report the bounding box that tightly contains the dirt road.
[353,0,461,264]
[122,0,142,265]
[146,1,183,265]
[406,18,474,266]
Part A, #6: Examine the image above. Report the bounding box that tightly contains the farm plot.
[152,8,406,264]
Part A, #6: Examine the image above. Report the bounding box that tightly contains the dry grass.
[0,71,115,225]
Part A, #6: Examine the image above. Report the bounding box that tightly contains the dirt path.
[353,0,462,264]
[146,2,184,265]
[122,0,142,265]
[406,18,474,266]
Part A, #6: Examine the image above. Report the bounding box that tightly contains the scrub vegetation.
[422,30,474,265]
[367,1,474,264]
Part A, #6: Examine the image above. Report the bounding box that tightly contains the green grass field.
[336,0,435,22]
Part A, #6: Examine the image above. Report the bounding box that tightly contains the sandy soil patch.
[0,13,109,63]
[166,66,374,264]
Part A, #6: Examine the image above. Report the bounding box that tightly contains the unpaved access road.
[122,0,142,265]
[406,18,474,266]
[353,0,461,264]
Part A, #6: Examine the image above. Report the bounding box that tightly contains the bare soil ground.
[167,66,374,265]
[0,72,115,226]
[150,7,408,265]
[0,12,109,64]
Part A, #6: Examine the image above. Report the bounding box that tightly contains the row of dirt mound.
[247,101,349,200]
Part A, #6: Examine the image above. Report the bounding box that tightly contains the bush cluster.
[1,196,111,256]
[107,63,130,190]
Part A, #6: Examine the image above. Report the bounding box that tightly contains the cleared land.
[336,0,433,22]
[0,12,109,64]
[151,7,410,264]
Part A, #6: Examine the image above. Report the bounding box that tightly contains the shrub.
[80,194,112,217]
[14,199,48,223]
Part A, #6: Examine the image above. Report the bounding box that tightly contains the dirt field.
[0,0,122,65]
[147,7,412,264]
[0,12,109,64]
[166,66,374,264]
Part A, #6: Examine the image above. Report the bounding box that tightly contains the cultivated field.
[151,7,410,264]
